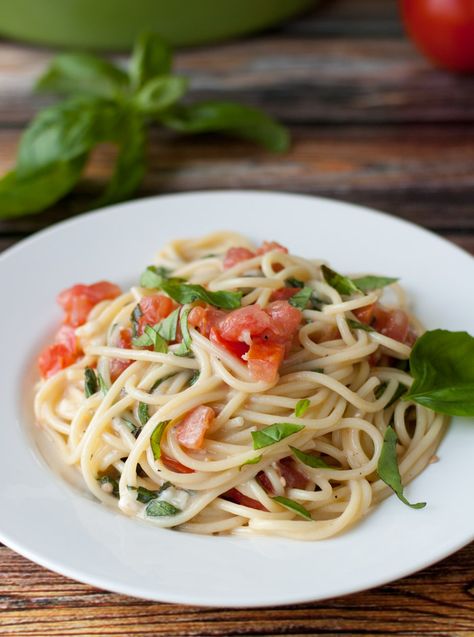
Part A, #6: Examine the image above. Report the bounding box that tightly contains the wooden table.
[1,1,473,634]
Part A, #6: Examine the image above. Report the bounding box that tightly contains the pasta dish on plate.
[34,231,448,540]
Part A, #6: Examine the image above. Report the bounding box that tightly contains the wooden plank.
[1,125,473,234]
[0,37,473,126]
[0,543,473,636]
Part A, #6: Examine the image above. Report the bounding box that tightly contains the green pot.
[0,0,314,50]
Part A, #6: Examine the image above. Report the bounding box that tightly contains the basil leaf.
[145,325,168,353]
[174,307,192,356]
[146,499,181,517]
[288,287,312,310]
[377,426,426,509]
[309,293,324,311]
[351,275,398,292]
[84,367,98,398]
[150,374,177,392]
[133,482,172,504]
[188,370,200,387]
[294,399,310,418]
[98,475,119,498]
[405,329,474,417]
[347,319,375,333]
[132,332,153,348]
[129,32,172,90]
[150,420,170,460]
[131,304,143,337]
[36,52,129,99]
[140,265,173,288]
[239,455,262,470]
[134,75,188,114]
[375,382,408,407]
[122,417,140,436]
[159,279,242,309]
[156,308,180,341]
[321,265,361,296]
[97,372,109,394]
[0,158,86,219]
[272,496,312,520]
[160,101,289,153]
[290,446,331,469]
[138,402,150,426]
[286,277,304,288]
[251,423,304,450]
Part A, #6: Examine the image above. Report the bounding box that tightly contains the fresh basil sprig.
[150,420,170,460]
[251,423,305,450]
[174,307,193,357]
[351,275,398,291]
[272,496,312,520]
[377,426,426,509]
[131,482,172,504]
[142,273,242,309]
[97,475,119,498]
[347,319,375,333]
[322,266,397,296]
[138,402,150,426]
[290,446,332,469]
[288,287,313,310]
[294,399,310,417]
[146,499,181,517]
[84,367,99,397]
[0,33,289,219]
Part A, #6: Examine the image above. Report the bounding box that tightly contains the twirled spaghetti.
[34,232,447,540]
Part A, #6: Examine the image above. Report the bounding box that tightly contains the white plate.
[1,191,473,607]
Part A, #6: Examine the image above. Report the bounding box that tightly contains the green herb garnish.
[149,278,242,310]
[377,426,426,509]
[285,277,305,288]
[97,372,109,394]
[351,275,398,291]
[138,402,150,426]
[132,324,168,352]
[156,308,180,341]
[251,423,305,450]
[188,370,200,386]
[140,265,174,289]
[347,319,375,333]
[132,482,172,504]
[239,455,262,470]
[294,399,310,417]
[272,496,312,520]
[97,475,119,498]
[174,307,192,356]
[321,265,361,296]
[130,304,143,337]
[145,499,181,517]
[290,446,332,469]
[122,417,141,436]
[84,367,98,397]
[0,33,288,219]
[150,420,170,460]
[288,286,313,311]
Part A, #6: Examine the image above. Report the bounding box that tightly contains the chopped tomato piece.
[223,246,255,269]
[374,306,410,343]
[161,453,195,474]
[264,301,302,344]
[247,337,285,383]
[109,328,133,381]
[55,325,78,354]
[257,471,275,495]
[209,327,250,359]
[188,306,226,337]
[223,488,268,511]
[318,325,340,343]
[218,305,271,343]
[353,303,375,325]
[278,457,308,489]
[137,294,176,334]
[38,343,78,379]
[255,241,288,255]
[270,287,300,301]
[57,281,121,327]
[175,405,216,450]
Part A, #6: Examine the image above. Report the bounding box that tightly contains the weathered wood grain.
[0,543,473,636]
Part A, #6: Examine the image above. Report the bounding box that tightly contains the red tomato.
[188,306,226,337]
[401,0,474,72]
[109,328,133,381]
[257,471,275,494]
[175,405,216,450]
[209,327,250,359]
[57,281,121,327]
[38,343,78,379]
[353,303,375,325]
[138,294,176,334]
[264,301,302,344]
[223,246,255,269]
[270,287,299,301]
[161,454,195,474]
[223,488,268,511]
[55,325,78,353]
[255,241,288,255]
[218,305,271,343]
[373,306,410,343]
[247,337,285,383]
[278,457,308,489]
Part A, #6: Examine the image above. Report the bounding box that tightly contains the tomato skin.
[138,294,176,334]
[223,246,255,269]
[109,328,133,381]
[175,405,216,450]
[353,304,375,325]
[209,327,250,359]
[161,453,195,474]
[188,306,226,337]
[57,281,121,327]
[218,305,271,343]
[223,488,268,511]
[38,343,77,379]
[270,287,299,302]
[264,301,302,344]
[373,306,410,343]
[255,241,288,255]
[247,337,285,383]
[401,0,474,72]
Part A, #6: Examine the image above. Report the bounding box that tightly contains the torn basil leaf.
[132,482,172,504]
[351,275,398,292]
[290,446,331,469]
[122,417,141,437]
[188,370,200,386]
[97,372,109,394]
[131,303,143,337]
[138,402,150,426]
[288,286,313,310]
[150,420,170,460]
[347,319,375,333]
[84,367,98,397]
[156,308,179,341]
[321,265,361,296]
[98,475,119,498]
[145,499,181,517]
[377,426,426,509]
[294,399,310,418]
[272,496,312,520]
[285,277,304,288]
[174,307,192,357]
[252,423,304,450]
[150,373,177,392]
[132,323,168,352]
[140,265,173,289]
[159,279,242,309]
[239,455,262,470]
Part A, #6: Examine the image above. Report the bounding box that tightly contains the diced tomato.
[137,294,176,335]
[109,328,133,381]
[209,327,250,359]
[278,457,308,489]
[223,246,255,270]
[373,306,410,343]
[218,305,271,343]
[247,337,285,383]
[188,306,226,338]
[318,325,340,343]
[353,303,375,325]
[257,471,275,495]
[264,301,302,344]
[255,241,288,255]
[57,281,121,327]
[38,343,78,379]
[161,453,195,474]
[175,405,216,450]
[55,325,78,354]
[270,287,299,301]
[223,488,268,511]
